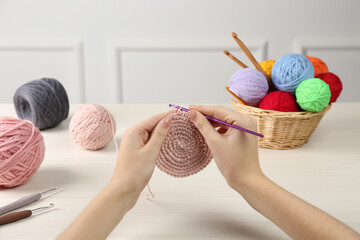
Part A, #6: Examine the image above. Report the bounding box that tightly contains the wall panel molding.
[108,39,268,103]
[293,39,360,55]
[293,38,360,102]
[0,40,85,102]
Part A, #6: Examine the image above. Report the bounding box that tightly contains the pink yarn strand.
[108,110,118,153]
[147,184,154,198]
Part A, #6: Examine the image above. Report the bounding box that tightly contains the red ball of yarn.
[306,56,329,77]
[259,91,300,112]
[316,72,343,103]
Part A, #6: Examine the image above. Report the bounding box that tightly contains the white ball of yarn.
[69,104,116,150]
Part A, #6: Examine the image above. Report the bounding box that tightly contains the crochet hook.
[225,86,246,105]
[223,50,248,68]
[231,32,269,80]
[0,203,54,226]
[169,104,264,138]
[231,32,275,91]
[0,186,59,216]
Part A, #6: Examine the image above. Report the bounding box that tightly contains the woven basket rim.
[231,99,331,117]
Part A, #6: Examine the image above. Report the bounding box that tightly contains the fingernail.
[161,116,171,129]
[188,110,197,121]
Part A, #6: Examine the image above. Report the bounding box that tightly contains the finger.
[189,104,256,131]
[144,115,171,154]
[134,111,172,133]
[188,110,221,145]
[122,111,172,149]
[189,105,234,121]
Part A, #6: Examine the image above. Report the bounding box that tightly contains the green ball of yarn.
[296,78,331,112]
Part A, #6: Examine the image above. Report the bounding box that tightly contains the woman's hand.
[188,105,262,187]
[189,105,360,240]
[57,111,171,240]
[58,106,360,240]
[109,111,172,202]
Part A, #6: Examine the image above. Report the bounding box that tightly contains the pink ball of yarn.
[157,111,212,177]
[69,104,116,150]
[0,117,45,188]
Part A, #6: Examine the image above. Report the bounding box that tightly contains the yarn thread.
[260,59,276,78]
[0,117,45,188]
[157,111,212,177]
[259,91,300,112]
[271,54,314,93]
[306,56,329,77]
[316,72,343,103]
[296,78,331,112]
[228,68,269,106]
[13,78,69,130]
[69,104,116,151]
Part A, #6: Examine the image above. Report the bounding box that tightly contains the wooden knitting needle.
[231,32,275,90]
[223,50,248,68]
[225,86,246,105]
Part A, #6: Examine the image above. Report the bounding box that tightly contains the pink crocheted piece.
[157,111,213,177]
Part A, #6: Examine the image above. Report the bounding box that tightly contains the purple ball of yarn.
[228,68,269,106]
[271,54,314,93]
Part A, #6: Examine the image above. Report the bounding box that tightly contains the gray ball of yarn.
[13,78,69,130]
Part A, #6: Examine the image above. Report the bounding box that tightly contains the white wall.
[0,0,359,104]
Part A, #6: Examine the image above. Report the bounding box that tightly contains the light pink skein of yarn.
[69,104,116,150]
[0,116,45,188]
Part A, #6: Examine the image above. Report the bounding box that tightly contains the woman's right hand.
[188,105,263,188]
[189,105,360,240]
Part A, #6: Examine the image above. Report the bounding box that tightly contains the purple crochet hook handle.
[0,186,59,216]
[0,193,41,216]
[169,104,264,138]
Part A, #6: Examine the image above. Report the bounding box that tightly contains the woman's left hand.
[57,112,172,240]
[108,111,172,203]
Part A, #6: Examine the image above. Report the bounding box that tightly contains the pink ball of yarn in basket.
[0,117,45,188]
[157,111,213,177]
[69,104,116,150]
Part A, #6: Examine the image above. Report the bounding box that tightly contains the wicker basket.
[231,99,331,149]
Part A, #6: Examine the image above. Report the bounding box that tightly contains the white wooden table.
[0,103,359,240]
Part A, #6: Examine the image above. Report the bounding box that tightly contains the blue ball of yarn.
[271,54,314,93]
[13,78,69,130]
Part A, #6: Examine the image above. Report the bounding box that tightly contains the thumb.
[145,116,171,153]
[188,110,220,144]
